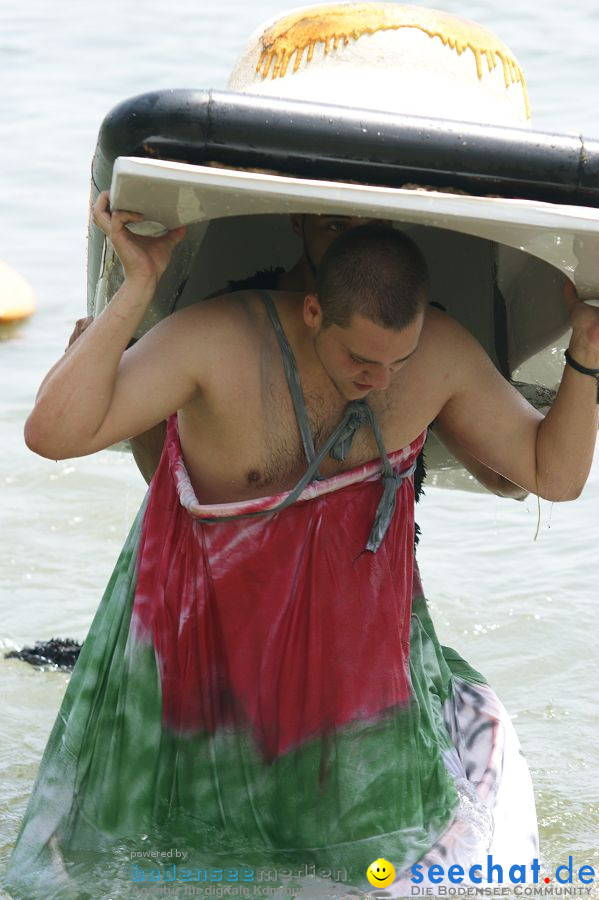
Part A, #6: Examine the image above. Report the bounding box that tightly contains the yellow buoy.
[0,261,37,324]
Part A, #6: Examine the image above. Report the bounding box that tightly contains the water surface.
[1,0,598,893]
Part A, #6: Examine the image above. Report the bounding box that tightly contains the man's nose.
[367,367,392,391]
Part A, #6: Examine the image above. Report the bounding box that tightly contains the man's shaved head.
[315,224,429,330]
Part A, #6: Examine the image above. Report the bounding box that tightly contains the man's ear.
[304,292,323,328]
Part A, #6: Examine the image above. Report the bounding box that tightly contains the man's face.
[291,214,391,272]
[308,303,425,402]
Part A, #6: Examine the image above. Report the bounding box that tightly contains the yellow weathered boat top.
[230,3,531,126]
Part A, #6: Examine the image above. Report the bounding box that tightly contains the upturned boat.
[87,2,599,477]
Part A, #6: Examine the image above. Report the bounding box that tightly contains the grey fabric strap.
[259,290,317,467]
[195,292,415,552]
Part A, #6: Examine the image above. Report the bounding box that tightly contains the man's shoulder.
[420,305,472,351]
[413,306,490,399]
[163,289,288,359]
[169,291,260,334]
[417,304,508,417]
[173,288,303,330]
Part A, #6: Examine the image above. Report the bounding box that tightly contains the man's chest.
[246,385,384,487]
[181,370,431,504]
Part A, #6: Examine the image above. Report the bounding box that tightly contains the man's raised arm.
[434,283,599,502]
[24,192,191,460]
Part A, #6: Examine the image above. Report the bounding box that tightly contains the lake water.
[1,0,598,896]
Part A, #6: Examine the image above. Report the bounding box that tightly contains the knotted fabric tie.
[329,400,374,461]
[330,401,416,552]
[366,466,416,552]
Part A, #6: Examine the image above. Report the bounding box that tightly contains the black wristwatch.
[564,349,599,403]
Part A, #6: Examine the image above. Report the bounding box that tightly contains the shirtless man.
[66,211,529,498]
[17,194,599,889]
[30,193,598,498]
[11,209,523,673]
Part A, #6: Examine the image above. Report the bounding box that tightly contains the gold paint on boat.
[256,4,530,119]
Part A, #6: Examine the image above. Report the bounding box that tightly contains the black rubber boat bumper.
[92,88,599,208]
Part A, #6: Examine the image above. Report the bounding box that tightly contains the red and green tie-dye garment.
[6,417,490,898]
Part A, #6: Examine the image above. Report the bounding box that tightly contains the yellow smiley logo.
[366,858,396,888]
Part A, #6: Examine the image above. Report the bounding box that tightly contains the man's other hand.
[66,316,93,351]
